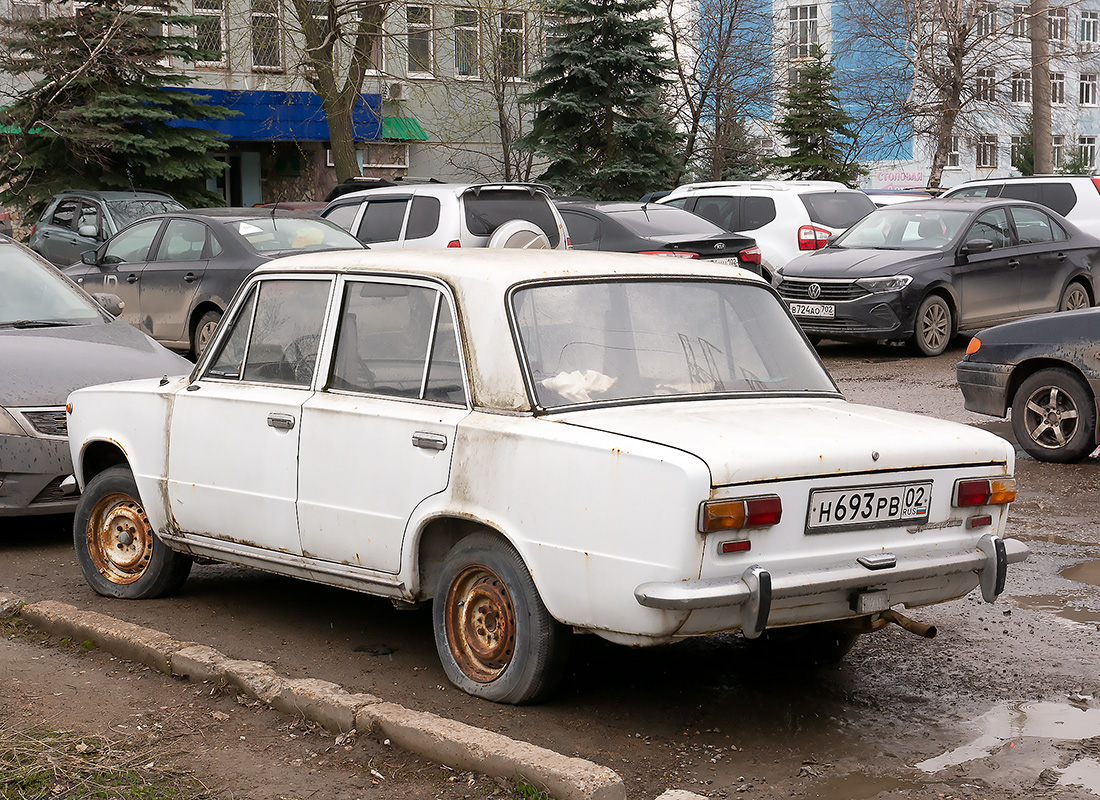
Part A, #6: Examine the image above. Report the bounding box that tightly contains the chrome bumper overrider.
[634,534,1029,638]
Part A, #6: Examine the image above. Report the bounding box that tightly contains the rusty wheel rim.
[444,565,517,683]
[86,491,154,585]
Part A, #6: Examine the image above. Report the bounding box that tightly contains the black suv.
[28,189,185,266]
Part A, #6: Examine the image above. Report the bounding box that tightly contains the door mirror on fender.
[960,238,994,256]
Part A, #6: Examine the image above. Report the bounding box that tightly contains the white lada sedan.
[66,250,1028,704]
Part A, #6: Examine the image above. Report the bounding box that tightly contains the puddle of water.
[807,770,930,799]
[918,702,1100,778]
[1061,758,1100,794]
[1014,595,1100,626]
[1065,560,1100,589]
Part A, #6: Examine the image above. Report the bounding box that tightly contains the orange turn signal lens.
[966,337,982,356]
[990,478,1017,504]
[65,403,72,414]
[699,495,782,532]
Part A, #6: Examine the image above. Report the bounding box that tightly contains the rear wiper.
[0,319,82,329]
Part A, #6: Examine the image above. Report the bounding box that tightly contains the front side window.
[102,220,162,264]
[454,9,480,77]
[194,0,225,65]
[207,279,332,387]
[500,12,525,78]
[513,280,836,410]
[965,208,1011,248]
[407,5,433,74]
[788,5,817,59]
[356,199,410,243]
[330,281,465,404]
[252,0,282,69]
[692,196,738,231]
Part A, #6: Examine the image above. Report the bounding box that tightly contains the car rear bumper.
[957,360,1012,417]
[634,535,1029,635]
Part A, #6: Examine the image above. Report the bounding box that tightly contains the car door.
[84,219,164,331]
[38,198,82,265]
[952,207,1023,326]
[1008,206,1071,315]
[354,197,411,248]
[138,218,211,343]
[297,277,469,574]
[167,276,335,554]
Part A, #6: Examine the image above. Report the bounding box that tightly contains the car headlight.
[856,275,913,293]
[0,407,29,437]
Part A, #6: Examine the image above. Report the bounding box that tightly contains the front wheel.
[1011,368,1097,462]
[74,466,192,599]
[433,533,569,704]
[910,295,953,356]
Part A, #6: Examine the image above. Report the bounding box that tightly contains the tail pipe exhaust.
[882,609,937,638]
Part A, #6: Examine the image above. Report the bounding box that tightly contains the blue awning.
[170,87,382,142]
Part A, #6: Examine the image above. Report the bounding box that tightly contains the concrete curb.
[4,594,628,800]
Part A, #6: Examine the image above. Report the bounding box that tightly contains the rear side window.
[463,190,561,246]
[948,184,1003,198]
[560,211,600,245]
[741,196,777,230]
[799,191,875,228]
[357,199,409,244]
[1000,183,1042,204]
[50,199,79,228]
[692,196,738,231]
[1041,183,1077,216]
[1010,206,1055,243]
[405,196,441,240]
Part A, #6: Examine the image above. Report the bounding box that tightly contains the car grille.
[21,409,68,438]
[796,318,876,332]
[777,279,870,302]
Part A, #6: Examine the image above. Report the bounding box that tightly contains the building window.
[976,68,996,101]
[1011,135,1027,167]
[947,136,961,167]
[788,5,818,59]
[1083,10,1100,42]
[1080,135,1097,168]
[975,2,997,37]
[1053,134,1065,168]
[454,9,479,77]
[10,1,44,18]
[1011,70,1031,103]
[310,1,332,45]
[251,0,282,70]
[407,5,433,75]
[1082,73,1098,105]
[977,134,998,168]
[1051,72,1065,103]
[500,12,525,78]
[543,13,565,57]
[1011,4,1028,36]
[193,0,225,65]
[1048,7,1068,40]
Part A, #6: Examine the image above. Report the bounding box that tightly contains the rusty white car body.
[66,249,1028,704]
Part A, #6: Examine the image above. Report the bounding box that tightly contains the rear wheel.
[1059,281,1091,312]
[910,294,953,356]
[191,309,222,359]
[433,533,569,704]
[1011,368,1097,462]
[74,466,192,599]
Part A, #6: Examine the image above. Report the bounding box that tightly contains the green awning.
[382,116,428,141]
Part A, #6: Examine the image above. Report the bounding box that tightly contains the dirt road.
[3,339,1099,799]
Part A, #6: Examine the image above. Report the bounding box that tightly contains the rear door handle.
[184,273,198,283]
[1056,253,1067,262]
[412,431,448,451]
[126,274,139,283]
[1007,260,1019,268]
[267,413,296,431]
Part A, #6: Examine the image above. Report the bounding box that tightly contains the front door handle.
[267,413,296,431]
[1007,260,1019,268]
[126,274,139,283]
[412,431,448,451]
[184,273,198,283]
[1057,253,1067,262]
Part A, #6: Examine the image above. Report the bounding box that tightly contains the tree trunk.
[927,104,960,189]
[1030,0,1053,173]
[323,95,361,182]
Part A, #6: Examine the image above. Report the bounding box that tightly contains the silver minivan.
[321,183,571,250]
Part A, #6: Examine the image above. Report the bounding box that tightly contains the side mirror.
[81,249,98,266]
[960,238,994,256]
[91,293,125,316]
[78,224,98,238]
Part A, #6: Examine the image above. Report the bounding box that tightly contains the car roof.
[330,183,554,202]
[667,180,853,194]
[555,200,689,215]
[146,208,330,224]
[58,189,177,201]
[877,197,1052,212]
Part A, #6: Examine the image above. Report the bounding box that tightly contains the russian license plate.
[807,481,932,532]
[789,302,835,318]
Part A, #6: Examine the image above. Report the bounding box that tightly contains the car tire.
[433,533,570,704]
[1011,368,1097,462]
[910,294,953,356]
[74,466,192,599]
[751,624,859,666]
[1059,281,1091,312]
[487,220,553,250]
[192,309,222,359]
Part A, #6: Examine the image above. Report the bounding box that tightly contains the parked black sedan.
[555,201,763,275]
[957,307,1099,462]
[64,209,363,357]
[775,198,1098,355]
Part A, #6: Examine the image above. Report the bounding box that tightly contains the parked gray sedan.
[63,209,364,357]
[0,237,190,516]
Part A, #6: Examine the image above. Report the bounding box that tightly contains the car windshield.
[512,279,835,409]
[106,198,186,227]
[610,206,728,237]
[833,208,972,250]
[0,246,103,326]
[227,217,363,252]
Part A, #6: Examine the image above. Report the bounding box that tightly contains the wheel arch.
[1061,273,1095,306]
[77,439,130,489]
[412,515,524,603]
[188,301,224,341]
[921,283,960,336]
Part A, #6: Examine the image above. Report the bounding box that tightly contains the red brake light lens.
[738,245,762,265]
[798,225,832,250]
[447,240,461,248]
[699,495,782,532]
[953,478,1017,507]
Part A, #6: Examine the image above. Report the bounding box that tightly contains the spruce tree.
[519,0,682,200]
[0,0,231,214]
[770,46,861,184]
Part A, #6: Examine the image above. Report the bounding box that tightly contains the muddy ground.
[2,339,1099,799]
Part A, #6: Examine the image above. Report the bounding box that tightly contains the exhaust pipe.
[882,609,937,638]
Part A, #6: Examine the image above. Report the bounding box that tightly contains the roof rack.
[58,188,175,200]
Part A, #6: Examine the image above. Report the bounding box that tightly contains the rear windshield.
[463,190,560,246]
[106,199,185,228]
[610,206,728,237]
[227,217,364,253]
[799,191,875,229]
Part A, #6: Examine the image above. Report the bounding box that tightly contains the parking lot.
[2,338,1098,799]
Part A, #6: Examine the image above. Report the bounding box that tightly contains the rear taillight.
[29,223,36,236]
[447,240,461,248]
[738,245,762,265]
[699,495,782,532]
[1091,177,1100,196]
[0,211,10,221]
[637,250,699,258]
[565,237,572,249]
[798,225,832,250]
[953,478,1017,507]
